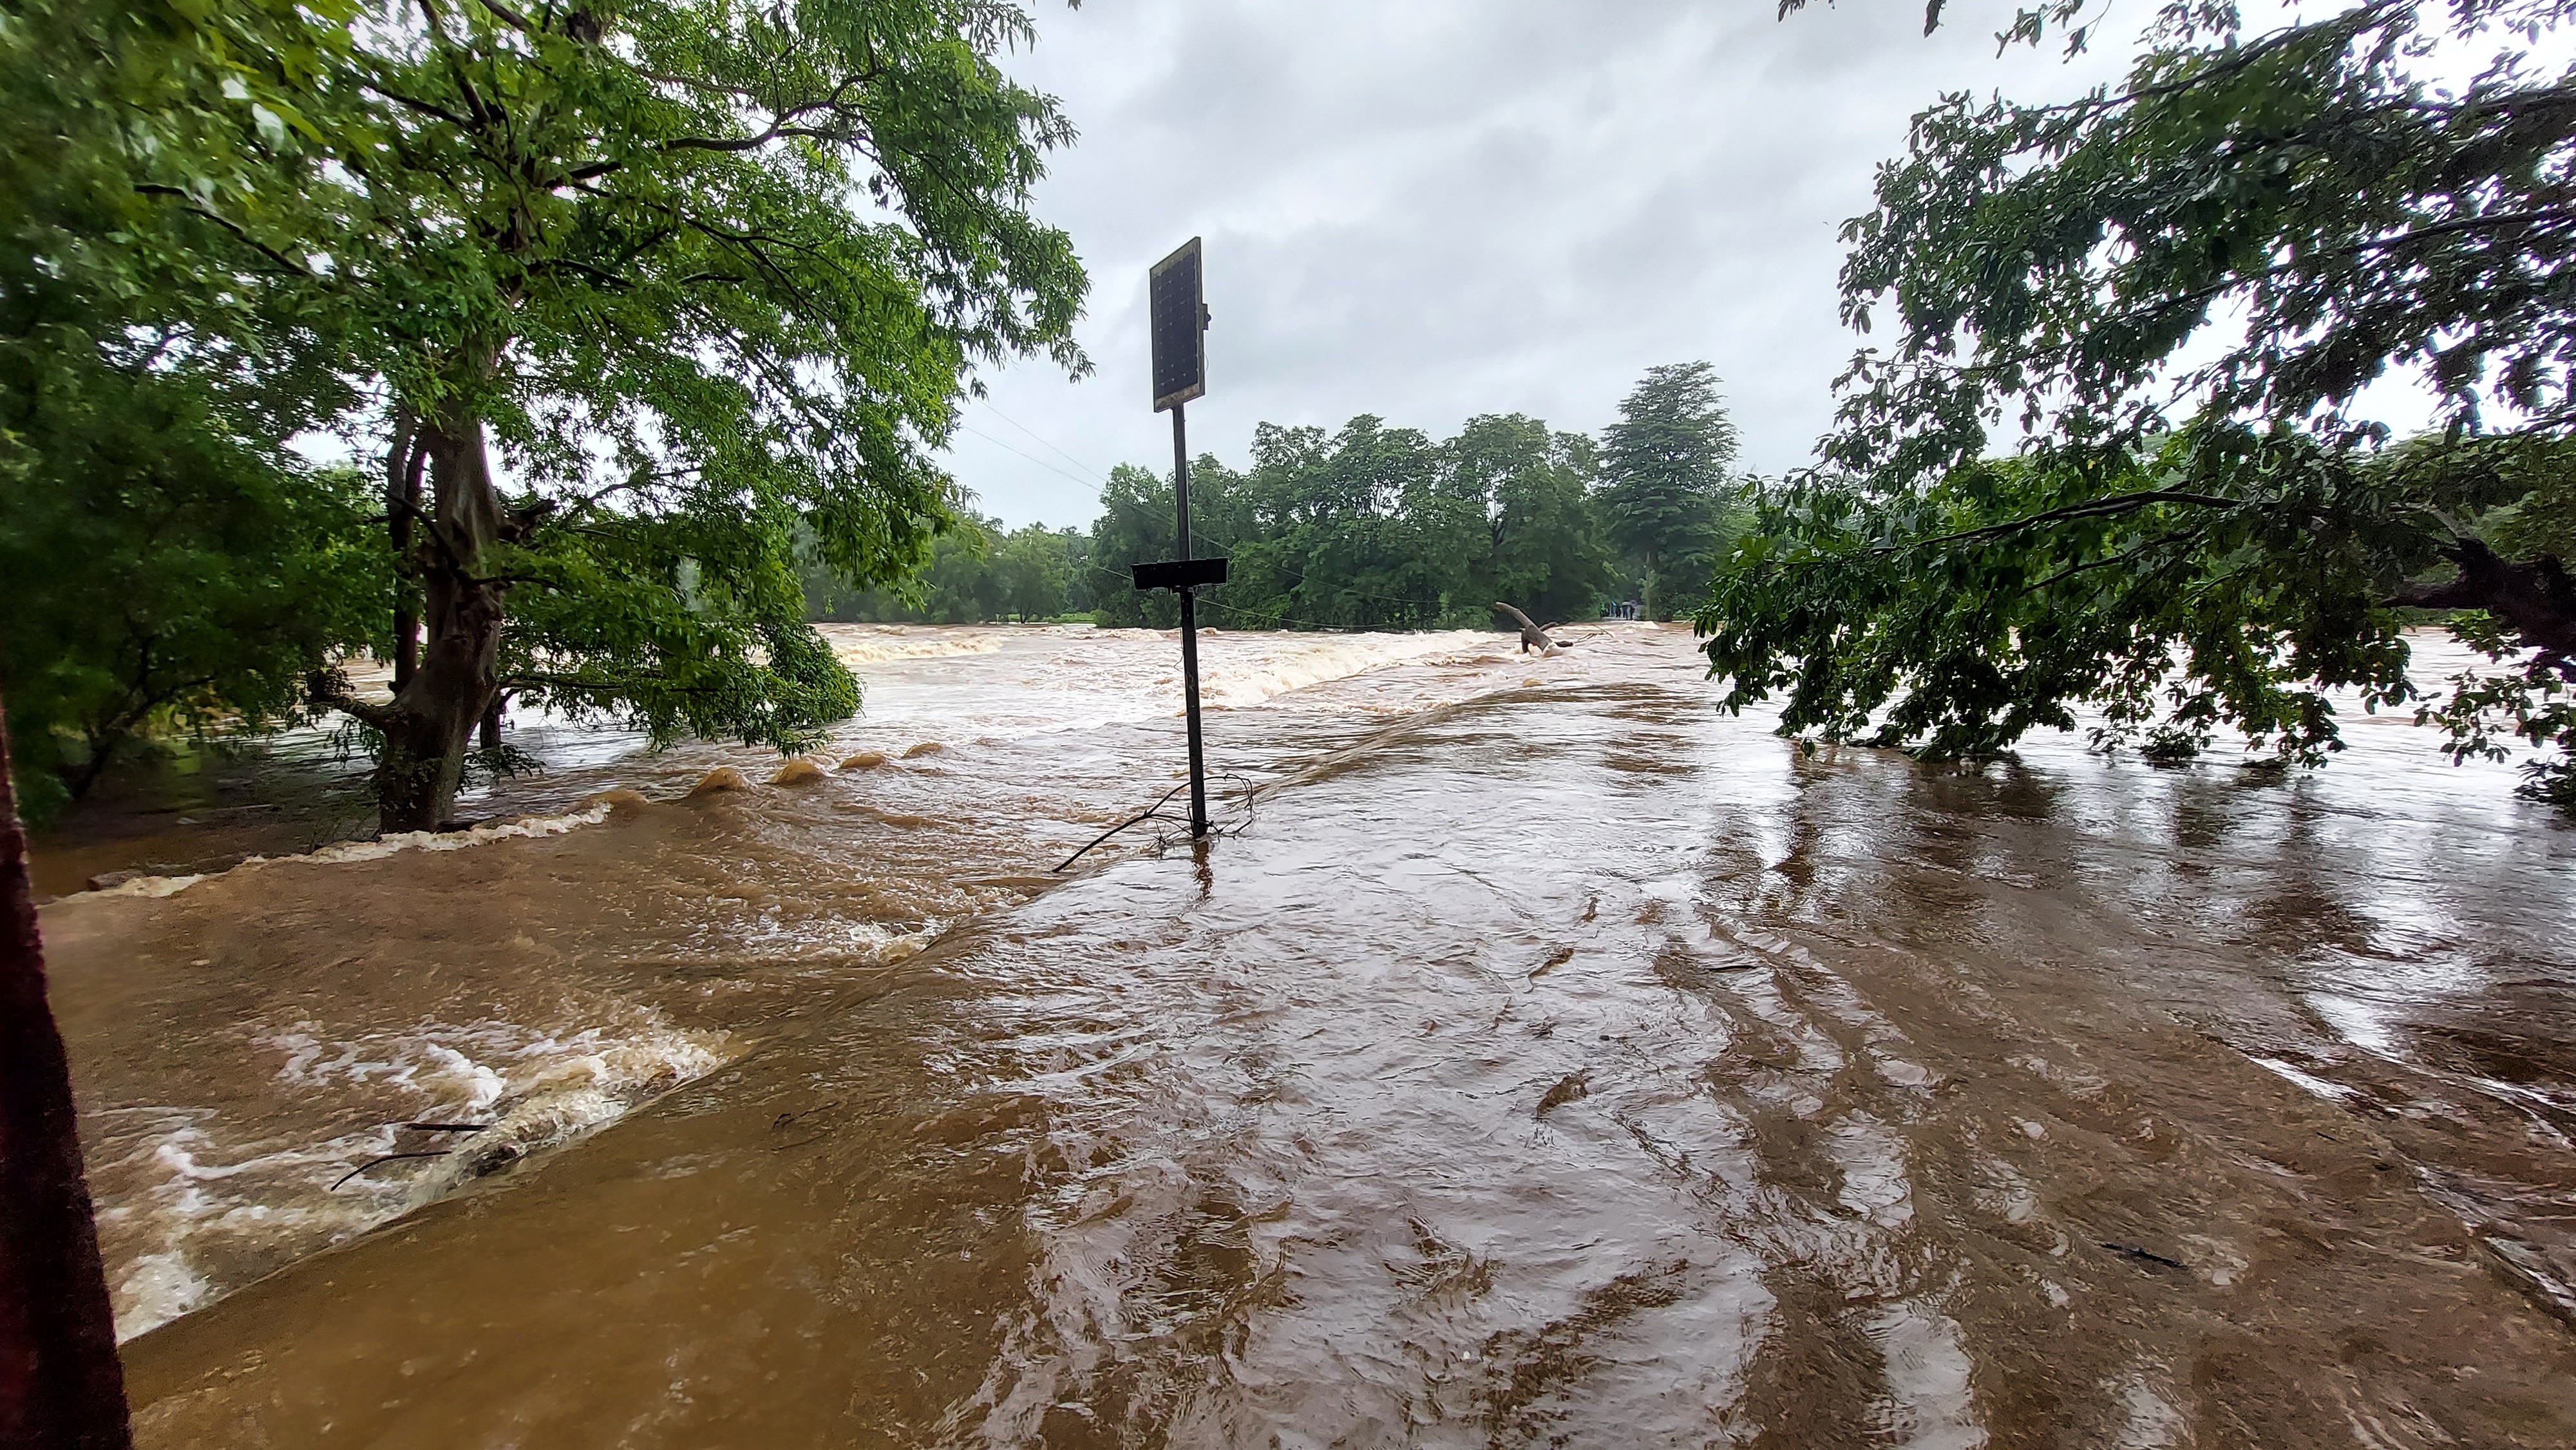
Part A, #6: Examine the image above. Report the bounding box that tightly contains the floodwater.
[32,623,2576,1446]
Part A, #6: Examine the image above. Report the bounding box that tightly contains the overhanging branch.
[2388,538,2576,668]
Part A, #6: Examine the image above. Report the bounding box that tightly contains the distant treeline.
[802,517,1099,625]
[804,363,1744,630]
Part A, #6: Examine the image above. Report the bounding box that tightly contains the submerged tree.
[80,0,1084,831]
[0,0,389,818]
[1598,362,1741,619]
[0,369,385,816]
[1714,0,2576,807]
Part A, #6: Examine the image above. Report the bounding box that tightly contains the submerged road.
[48,626,2576,1445]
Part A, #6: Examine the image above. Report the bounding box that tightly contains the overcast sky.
[945,1,2152,529]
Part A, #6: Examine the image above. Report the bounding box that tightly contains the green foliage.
[2418,607,2576,806]
[0,355,384,818]
[496,493,860,749]
[1703,424,2442,764]
[803,515,1091,623]
[1086,412,1618,634]
[1829,0,2576,476]
[290,0,1087,552]
[343,0,1075,745]
[990,522,1084,621]
[2476,441,2576,565]
[1724,0,2576,810]
[1,0,382,814]
[1598,362,1742,619]
[1088,461,1249,628]
[1,0,354,385]
[1220,417,1468,632]
[1458,414,1620,629]
[912,527,1012,625]
[7,0,1090,826]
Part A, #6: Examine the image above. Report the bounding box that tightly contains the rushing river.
[32,622,2576,1446]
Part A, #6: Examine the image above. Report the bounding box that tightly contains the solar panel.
[1150,238,1207,412]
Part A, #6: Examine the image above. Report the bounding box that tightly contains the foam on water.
[1868,1303,1987,1449]
[101,1010,733,1341]
[86,803,616,900]
[820,626,1010,665]
[837,625,1516,741]
[1195,629,1496,710]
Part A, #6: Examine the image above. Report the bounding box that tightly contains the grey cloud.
[950,1,2132,527]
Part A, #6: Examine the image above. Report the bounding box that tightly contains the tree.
[914,521,1008,624]
[1230,418,1464,631]
[1090,458,1258,628]
[800,514,1003,623]
[1450,413,1617,627]
[992,523,1074,621]
[799,514,1094,623]
[1598,362,1741,619]
[1085,413,1624,634]
[1088,464,1187,628]
[1711,0,2576,808]
[85,0,1084,831]
[0,702,131,1449]
[1,0,393,820]
[0,364,386,818]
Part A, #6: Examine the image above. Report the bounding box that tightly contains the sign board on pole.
[1131,557,1229,592]
[1150,238,1206,413]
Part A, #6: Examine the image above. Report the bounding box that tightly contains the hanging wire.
[328,1121,490,1190]
[980,401,1114,478]
[958,424,1104,491]
[1054,770,1260,873]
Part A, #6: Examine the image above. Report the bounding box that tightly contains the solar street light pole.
[1171,402,1209,837]
[1135,237,1225,840]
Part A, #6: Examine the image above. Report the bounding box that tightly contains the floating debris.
[1537,1071,1591,1116]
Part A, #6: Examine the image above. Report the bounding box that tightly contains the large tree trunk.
[313,390,527,835]
[370,410,509,834]
[0,695,134,1450]
[386,406,427,693]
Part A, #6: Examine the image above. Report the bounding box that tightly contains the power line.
[957,424,1104,493]
[980,400,1113,480]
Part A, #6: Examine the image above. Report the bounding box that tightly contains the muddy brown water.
[32,624,2576,1446]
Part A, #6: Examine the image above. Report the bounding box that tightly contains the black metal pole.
[1172,404,1211,838]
